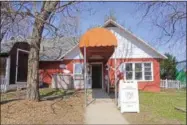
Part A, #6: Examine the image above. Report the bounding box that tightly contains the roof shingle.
[0,37,79,61]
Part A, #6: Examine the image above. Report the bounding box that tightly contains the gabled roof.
[103,19,167,59]
[40,37,78,61]
[1,41,17,54]
[1,37,79,61]
[1,20,167,61]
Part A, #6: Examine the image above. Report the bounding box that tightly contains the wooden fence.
[160,79,186,89]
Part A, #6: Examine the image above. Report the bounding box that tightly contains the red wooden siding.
[39,58,161,92]
[107,58,161,92]
[39,59,83,85]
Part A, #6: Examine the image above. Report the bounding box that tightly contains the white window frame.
[125,63,133,80]
[15,48,29,84]
[73,63,83,76]
[134,63,143,80]
[122,62,154,82]
[143,62,153,81]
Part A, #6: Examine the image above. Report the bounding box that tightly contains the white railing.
[0,76,7,92]
[160,79,186,89]
[1,76,27,92]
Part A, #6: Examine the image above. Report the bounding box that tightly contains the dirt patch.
[1,91,84,124]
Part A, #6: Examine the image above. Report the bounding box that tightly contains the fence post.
[165,79,168,89]
[178,81,180,89]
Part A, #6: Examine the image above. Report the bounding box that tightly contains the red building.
[1,19,166,92]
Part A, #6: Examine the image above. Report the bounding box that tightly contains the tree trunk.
[26,46,40,101]
[26,1,59,101]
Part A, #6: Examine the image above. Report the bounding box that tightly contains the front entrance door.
[92,64,102,88]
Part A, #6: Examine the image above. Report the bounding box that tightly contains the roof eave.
[103,19,167,59]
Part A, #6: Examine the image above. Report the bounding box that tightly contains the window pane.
[145,68,151,72]
[145,76,152,80]
[126,72,133,80]
[126,63,132,71]
[144,63,151,67]
[144,63,152,80]
[135,72,142,80]
[75,64,83,74]
[145,72,151,75]
[135,63,142,72]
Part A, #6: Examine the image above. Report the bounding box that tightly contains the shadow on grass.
[40,90,75,101]
[0,89,76,104]
[40,90,59,98]
[0,98,22,105]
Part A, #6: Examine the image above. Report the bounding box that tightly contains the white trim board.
[58,43,79,60]
[56,19,167,61]
[103,19,167,59]
[120,61,154,82]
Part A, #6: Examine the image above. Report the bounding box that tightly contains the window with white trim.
[74,63,83,75]
[120,62,153,81]
[125,63,133,80]
[135,63,143,80]
[144,63,152,80]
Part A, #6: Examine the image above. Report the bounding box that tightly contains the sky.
[76,2,186,62]
[3,2,185,62]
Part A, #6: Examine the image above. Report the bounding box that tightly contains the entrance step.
[86,89,114,105]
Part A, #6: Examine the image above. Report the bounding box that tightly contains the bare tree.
[1,1,84,101]
[136,2,186,44]
[0,2,30,43]
[26,1,59,101]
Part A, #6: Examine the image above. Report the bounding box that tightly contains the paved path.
[84,89,129,124]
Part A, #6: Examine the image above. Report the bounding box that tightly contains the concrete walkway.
[84,89,129,124]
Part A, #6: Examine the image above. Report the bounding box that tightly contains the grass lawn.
[123,89,186,124]
[1,88,84,124]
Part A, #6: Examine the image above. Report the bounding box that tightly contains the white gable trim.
[57,43,79,60]
[63,45,83,60]
[103,19,167,59]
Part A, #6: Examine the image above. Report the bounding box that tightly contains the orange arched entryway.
[79,27,117,63]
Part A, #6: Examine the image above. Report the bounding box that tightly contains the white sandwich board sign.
[118,80,140,113]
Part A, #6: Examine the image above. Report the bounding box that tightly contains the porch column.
[114,47,117,105]
[84,45,87,107]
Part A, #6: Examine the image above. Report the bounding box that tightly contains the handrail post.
[114,47,117,105]
[84,45,87,107]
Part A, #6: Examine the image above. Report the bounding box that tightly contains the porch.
[79,27,118,106]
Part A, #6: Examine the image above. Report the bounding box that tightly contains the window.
[144,63,152,80]
[74,63,83,75]
[125,63,133,80]
[135,63,142,80]
[120,62,153,81]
